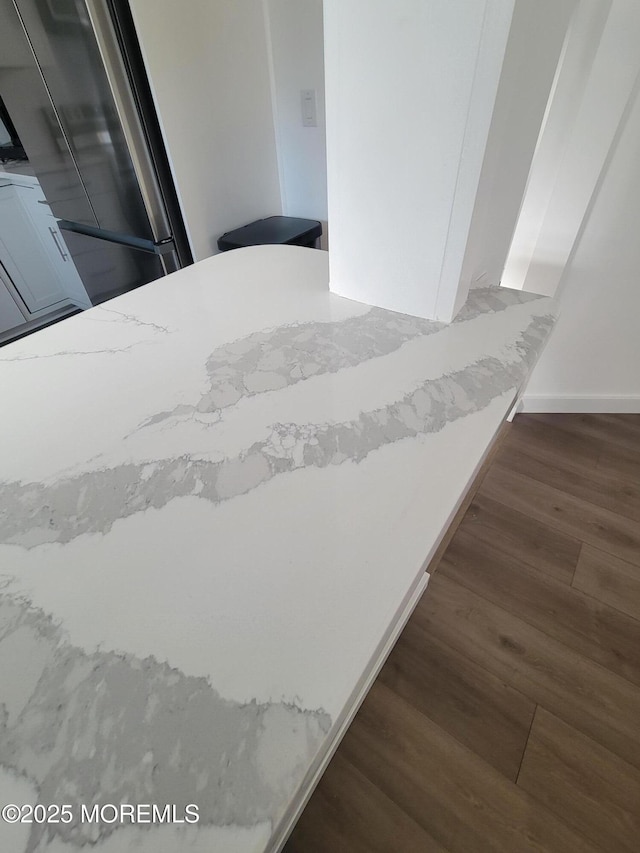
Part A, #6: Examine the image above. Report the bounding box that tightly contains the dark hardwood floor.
[285,413,640,852]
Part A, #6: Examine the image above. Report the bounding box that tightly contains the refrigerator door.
[83,0,174,245]
[0,1,97,225]
[12,0,164,241]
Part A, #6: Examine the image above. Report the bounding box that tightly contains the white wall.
[323,0,515,322]
[130,0,282,261]
[504,0,640,297]
[524,76,640,411]
[265,0,327,232]
[461,0,576,291]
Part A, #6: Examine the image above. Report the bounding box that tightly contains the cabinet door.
[0,184,90,313]
[23,188,91,309]
[0,271,26,335]
[0,185,67,312]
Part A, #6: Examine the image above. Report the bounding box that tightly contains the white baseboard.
[522,395,640,413]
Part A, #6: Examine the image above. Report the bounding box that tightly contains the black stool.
[217,216,322,252]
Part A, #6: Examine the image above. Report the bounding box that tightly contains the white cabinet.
[0,267,25,335]
[0,176,91,315]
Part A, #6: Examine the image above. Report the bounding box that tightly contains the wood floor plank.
[521,413,640,483]
[439,529,640,688]
[599,413,640,440]
[532,413,640,458]
[518,707,640,853]
[481,463,640,567]
[596,442,640,488]
[509,414,603,473]
[573,544,640,623]
[584,413,640,447]
[416,573,640,772]
[284,752,448,853]
[427,422,510,572]
[499,428,640,523]
[338,681,598,853]
[378,622,535,780]
[458,492,580,583]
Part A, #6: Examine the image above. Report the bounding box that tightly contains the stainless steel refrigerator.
[0,0,192,306]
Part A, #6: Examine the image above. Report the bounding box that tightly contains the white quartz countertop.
[0,246,555,852]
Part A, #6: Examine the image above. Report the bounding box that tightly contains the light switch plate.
[301,89,317,127]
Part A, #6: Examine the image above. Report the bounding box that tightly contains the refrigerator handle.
[83,0,172,243]
[58,220,177,257]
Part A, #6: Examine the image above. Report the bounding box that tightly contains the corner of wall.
[261,0,288,215]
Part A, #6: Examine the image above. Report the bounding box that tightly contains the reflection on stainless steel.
[0,2,96,224]
[48,225,69,260]
[0,0,190,323]
[42,0,91,27]
[85,0,172,242]
[15,0,152,237]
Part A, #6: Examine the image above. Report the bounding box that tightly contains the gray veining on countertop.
[89,307,173,335]
[0,312,553,549]
[1,307,174,363]
[0,589,330,851]
[140,286,545,428]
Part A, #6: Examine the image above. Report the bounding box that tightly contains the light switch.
[301,89,317,127]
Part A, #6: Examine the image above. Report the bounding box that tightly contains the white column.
[323,0,515,322]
